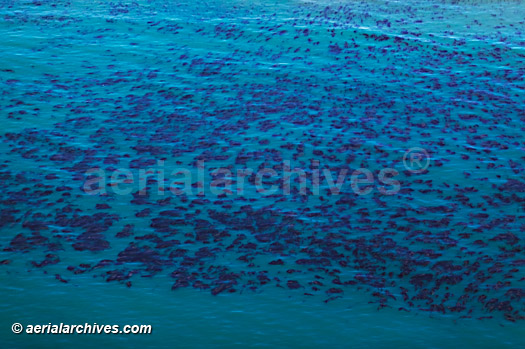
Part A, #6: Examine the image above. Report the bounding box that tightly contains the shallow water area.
[0,0,524,347]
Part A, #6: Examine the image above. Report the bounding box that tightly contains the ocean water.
[1,0,524,347]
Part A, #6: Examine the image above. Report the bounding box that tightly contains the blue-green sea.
[1,0,524,348]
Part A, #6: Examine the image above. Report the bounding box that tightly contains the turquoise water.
[1,0,524,347]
